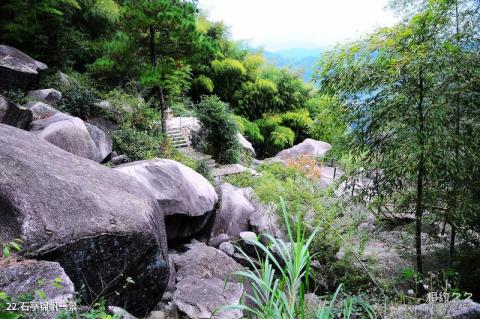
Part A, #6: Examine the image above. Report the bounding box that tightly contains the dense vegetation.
[316,0,480,296]
[0,0,342,162]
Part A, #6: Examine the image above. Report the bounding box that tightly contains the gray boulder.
[147,302,181,319]
[30,112,111,163]
[112,154,129,165]
[173,243,242,283]
[387,299,480,319]
[0,45,47,90]
[0,95,32,129]
[213,183,285,240]
[275,138,331,160]
[208,234,230,248]
[174,277,243,319]
[25,101,59,121]
[28,89,62,106]
[212,183,256,238]
[219,242,235,256]
[0,124,169,316]
[31,113,100,161]
[115,159,219,242]
[237,132,255,157]
[248,201,285,240]
[0,259,75,319]
[173,242,244,319]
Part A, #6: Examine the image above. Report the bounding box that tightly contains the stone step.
[167,133,184,138]
[172,139,188,145]
[170,136,186,142]
[167,129,182,134]
[175,143,189,148]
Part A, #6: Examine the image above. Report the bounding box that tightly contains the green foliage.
[261,67,311,112]
[0,90,31,106]
[233,79,280,120]
[191,75,214,101]
[195,95,241,164]
[211,58,247,101]
[0,0,119,67]
[270,126,295,149]
[40,71,109,120]
[0,291,19,319]
[229,197,319,318]
[235,116,264,143]
[315,0,480,277]
[1,239,23,258]
[281,109,314,143]
[111,125,165,161]
[229,198,373,318]
[194,159,214,182]
[307,95,347,144]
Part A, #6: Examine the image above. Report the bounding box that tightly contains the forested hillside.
[0,0,341,161]
[0,0,479,318]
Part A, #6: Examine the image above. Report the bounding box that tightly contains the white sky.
[198,0,397,51]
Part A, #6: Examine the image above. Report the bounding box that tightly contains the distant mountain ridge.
[263,47,330,83]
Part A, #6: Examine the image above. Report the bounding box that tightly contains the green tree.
[210,58,246,102]
[0,0,120,67]
[233,79,280,120]
[196,95,241,164]
[90,0,199,133]
[307,94,347,144]
[315,0,454,287]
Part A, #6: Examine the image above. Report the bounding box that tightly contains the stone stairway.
[197,155,217,170]
[167,128,189,148]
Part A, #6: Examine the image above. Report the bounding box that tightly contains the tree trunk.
[449,0,461,262]
[158,86,167,134]
[415,67,426,296]
[149,25,167,134]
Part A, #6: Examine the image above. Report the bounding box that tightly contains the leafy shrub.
[194,159,214,182]
[39,71,107,120]
[225,163,374,297]
[195,95,240,164]
[58,85,100,119]
[307,94,347,144]
[0,89,31,105]
[235,115,264,143]
[280,109,314,143]
[111,125,166,161]
[269,125,295,149]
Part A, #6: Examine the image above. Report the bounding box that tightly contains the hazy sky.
[198,0,397,51]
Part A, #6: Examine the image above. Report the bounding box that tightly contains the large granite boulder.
[30,112,111,162]
[212,183,285,240]
[27,89,62,106]
[212,183,256,238]
[172,242,244,319]
[25,101,59,121]
[0,259,75,319]
[0,124,169,316]
[0,45,47,90]
[115,159,219,243]
[275,138,331,160]
[0,95,32,129]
